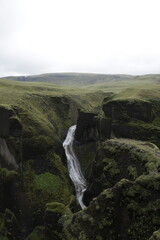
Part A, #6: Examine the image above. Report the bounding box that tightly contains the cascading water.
[63,125,87,209]
[0,138,19,170]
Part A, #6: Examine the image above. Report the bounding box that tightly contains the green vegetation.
[35,172,70,203]
[0,73,160,239]
[26,226,45,240]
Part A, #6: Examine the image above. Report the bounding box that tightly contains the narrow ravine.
[63,125,87,209]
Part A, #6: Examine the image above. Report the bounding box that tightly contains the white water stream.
[0,138,19,170]
[63,125,87,209]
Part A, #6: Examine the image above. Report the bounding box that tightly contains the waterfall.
[63,125,87,209]
[0,138,19,170]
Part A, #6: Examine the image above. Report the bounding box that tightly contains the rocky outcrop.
[0,208,21,240]
[0,106,22,138]
[149,230,160,240]
[0,106,22,171]
[44,202,71,240]
[64,139,160,240]
[111,122,160,147]
[65,175,160,240]
[75,111,99,143]
[102,98,160,147]
[89,139,160,198]
[98,117,112,140]
[103,99,153,122]
[0,106,13,137]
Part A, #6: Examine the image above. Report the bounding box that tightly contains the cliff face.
[102,98,160,147]
[65,175,160,240]
[62,139,160,240]
[0,90,93,239]
[61,94,160,240]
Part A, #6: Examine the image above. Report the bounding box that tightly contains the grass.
[35,172,71,203]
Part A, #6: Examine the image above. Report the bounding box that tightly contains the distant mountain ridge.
[1,72,160,87]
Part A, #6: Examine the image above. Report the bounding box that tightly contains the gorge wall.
[0,88,160,240]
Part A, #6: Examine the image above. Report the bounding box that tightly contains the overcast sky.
[0,0,160,77]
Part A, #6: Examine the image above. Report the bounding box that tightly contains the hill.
[1,73,160,90]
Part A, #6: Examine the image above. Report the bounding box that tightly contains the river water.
[63,125,87,209]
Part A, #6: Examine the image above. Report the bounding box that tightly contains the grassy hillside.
[1,73,160,91]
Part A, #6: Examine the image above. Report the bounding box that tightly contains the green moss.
[23,135,54,157]
[150,230,160,240]
[0,209,20,240]
[0,214,7,239]
[26,226,45,240]
[127,166,138,180]
[46,202,71,216]
[136,174,160,190]
[0,168,17,182]
[45,202,72,240]
[35,172,70,204]
[74,142,97,179]
[46,153,68,180]
[103,158,120,177]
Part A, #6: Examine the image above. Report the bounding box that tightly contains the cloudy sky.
[0,0,160,77]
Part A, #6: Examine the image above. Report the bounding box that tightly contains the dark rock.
[4,208,21,240]
[9,117,22,137]
[91,139,160,196]
[0,106,22,138]
[112,122,160,148]
[44,202,71,240]
[65,175,160,240]
[0,106,14,137]
[98,117,112,140]
[26,226,45,240]
[103,99,153,122]
[83,190,94,207]
[75,111,99,143]
[74,141,97,180]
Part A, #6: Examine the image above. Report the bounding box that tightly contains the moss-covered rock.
[149,229,160,240]
[0,168,18,213]
[89,139,160,198]
[26,226,45,240]
[103,99,153,122]
[75,111,99,143]
[93,139,160,196]
[65,175,160,240]
[112,121,160,147]
[74,141,97,181]
[102,98,160,147]
[0,208,20,240]
[44,202,72,240]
